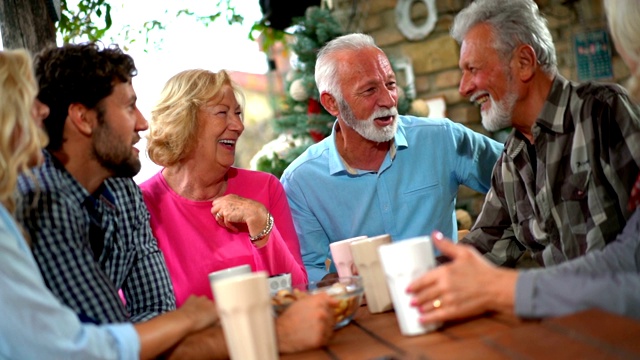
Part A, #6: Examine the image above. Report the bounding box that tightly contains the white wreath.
[395,0,437,41]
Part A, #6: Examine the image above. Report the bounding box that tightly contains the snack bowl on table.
[271,275,364,329]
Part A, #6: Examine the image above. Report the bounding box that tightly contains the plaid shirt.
[462,75,640,267]
[16,151,176,324]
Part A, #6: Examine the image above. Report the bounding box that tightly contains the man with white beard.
[452,0,640,268]
[281,33,503,282]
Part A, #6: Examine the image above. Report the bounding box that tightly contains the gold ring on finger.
[432,299,442,309]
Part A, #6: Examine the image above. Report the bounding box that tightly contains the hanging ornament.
[285,70,297,82]
[289,78,309,101]
[307,98,322,114]
[309,130,326,143]
[308,98,326,142]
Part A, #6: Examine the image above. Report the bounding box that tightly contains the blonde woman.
[141,69,307,305]
[0,49,217,360]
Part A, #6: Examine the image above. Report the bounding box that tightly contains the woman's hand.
[406,231,518,325]
[211,194,269,239]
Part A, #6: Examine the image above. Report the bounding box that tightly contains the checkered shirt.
[462,75,640,267]
[16,151,176,324]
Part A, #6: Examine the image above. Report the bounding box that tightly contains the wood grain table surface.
[281,306,640,360]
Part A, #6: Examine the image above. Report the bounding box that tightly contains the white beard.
[339,99,398,143]
[479,91,517,132]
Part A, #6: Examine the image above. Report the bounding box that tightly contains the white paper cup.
[330,235,367,277]
[350,234,393,314]
[208,264,252,299]
[213,271,278,360]
[378,236,440,336]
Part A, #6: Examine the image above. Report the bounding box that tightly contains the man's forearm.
[164,326,229,360]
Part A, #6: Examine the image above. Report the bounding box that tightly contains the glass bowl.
[271,275,364,329]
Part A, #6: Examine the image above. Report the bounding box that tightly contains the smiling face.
[91,81,148,177]
[194,84,244,169]
[458,24,518,132]
[335,47,399,142]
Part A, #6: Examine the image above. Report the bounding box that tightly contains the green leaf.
[177,9,195,17]
[57,0,243,48]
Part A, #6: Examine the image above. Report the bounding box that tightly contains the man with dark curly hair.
[16,42,176,324]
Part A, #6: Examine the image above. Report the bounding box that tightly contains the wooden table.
[281,306,640,359]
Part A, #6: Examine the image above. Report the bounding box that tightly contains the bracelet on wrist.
[249,211,274,242]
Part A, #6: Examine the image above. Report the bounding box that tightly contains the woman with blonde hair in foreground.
[0,49,217,360]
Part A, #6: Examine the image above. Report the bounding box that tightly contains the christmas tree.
[255,7,412,178]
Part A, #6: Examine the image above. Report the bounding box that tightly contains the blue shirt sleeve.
[449,121,503,194]
[515,208,640,319]
[0,206,140,360]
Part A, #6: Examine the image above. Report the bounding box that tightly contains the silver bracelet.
[249,212,274,242]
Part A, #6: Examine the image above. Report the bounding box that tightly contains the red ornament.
[307,98,327,142]
[307,98,322,114]
[309,130,325,143]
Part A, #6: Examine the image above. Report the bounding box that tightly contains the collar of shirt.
[504,74,573,161]
[44,151,117,216]
[327,119,408,176]
[536,74,574,135]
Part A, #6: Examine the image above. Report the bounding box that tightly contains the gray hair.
[450,0,557,75]
[315,33,382,98]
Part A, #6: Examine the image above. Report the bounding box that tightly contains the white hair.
[450,0,557,76]
[315,33,381,97]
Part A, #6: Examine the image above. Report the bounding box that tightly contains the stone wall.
[350,0,628,218]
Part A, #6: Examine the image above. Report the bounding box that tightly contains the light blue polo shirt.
[281,115,503,281]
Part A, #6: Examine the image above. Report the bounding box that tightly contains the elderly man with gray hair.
[407,0,640,324]
[281,33,503,282]
[449,0,640,268]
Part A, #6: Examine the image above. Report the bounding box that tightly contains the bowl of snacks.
[271,276,364,329]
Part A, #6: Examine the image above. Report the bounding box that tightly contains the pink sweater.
[140,168,307,305]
